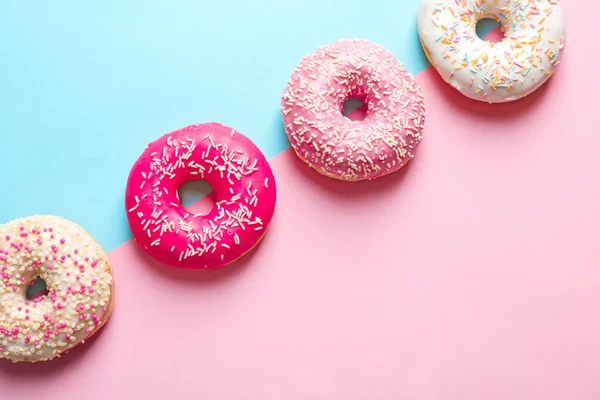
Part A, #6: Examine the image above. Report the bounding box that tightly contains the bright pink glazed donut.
[282,38,426,181]
[125,123,276,270]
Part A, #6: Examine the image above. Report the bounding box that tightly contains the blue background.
[0,0,496,251]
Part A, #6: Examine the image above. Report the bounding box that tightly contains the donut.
[281,38,426,182]
[125,123,276,270]
[417,0,566,103]
[0,215,114,363]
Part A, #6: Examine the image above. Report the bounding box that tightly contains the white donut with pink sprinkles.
[0,215,114,363]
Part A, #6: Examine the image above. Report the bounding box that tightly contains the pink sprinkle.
[25,315,30,320]
[4,235,9,241]
[60,238,65,245]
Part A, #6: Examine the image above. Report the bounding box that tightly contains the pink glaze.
[125,123,277,270]
[281,38,426,181]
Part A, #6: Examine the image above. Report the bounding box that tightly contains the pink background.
[2,3,600,399]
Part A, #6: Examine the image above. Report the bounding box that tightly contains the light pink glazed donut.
[125,123,276,270]
[281,38,426,182]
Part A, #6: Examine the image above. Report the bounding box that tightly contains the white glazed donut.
[417,0,566,103]
[0,215,114,363]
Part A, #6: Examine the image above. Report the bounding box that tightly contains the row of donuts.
[0,0,565,363]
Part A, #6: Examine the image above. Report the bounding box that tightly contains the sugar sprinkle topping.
[126,124,276,269]
[0,216,113,363]
[281,38,426,181]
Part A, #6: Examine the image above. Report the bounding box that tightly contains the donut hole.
[177,179,215,216]
[476,18,503,43]
[342,97,366,121]
[26,276,48,301]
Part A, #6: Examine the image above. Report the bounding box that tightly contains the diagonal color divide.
[3,5,600,399]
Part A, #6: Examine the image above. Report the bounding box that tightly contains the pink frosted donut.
[125,123,276,270]
[281,38,426,182]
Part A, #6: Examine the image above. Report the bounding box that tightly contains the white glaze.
[417,0,566,103]
[0,216,113,362]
